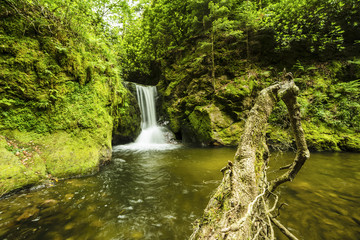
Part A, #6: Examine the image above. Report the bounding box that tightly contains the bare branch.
[279,163,292,170]
[271,217,299,240]
[268,81,310,193]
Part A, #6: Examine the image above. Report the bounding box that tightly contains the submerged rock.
[40,199,59,209]
[65,193,74,201]
[16,207,40,222]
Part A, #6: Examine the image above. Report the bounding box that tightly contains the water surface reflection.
[268,152,360,240]
[0,149,359,239]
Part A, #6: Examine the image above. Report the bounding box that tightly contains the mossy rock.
[186,106,213,144]
[266,125,295,151]
[112,89,141,145]
[0,129,113,196]
[0,136,46,195]
[42,131,111,177]
[165,104,183,133]
[338,133,360,152]
[185,104,243,146]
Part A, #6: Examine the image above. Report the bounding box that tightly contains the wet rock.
[16,207,39,222]
[90,219,103,227]
[131,231,144,239]
[65,193,74,201]
[64,222,75,230]
[40,199,59,209]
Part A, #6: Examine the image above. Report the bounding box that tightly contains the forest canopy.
[8,0,358,80]
[119,0,360,79]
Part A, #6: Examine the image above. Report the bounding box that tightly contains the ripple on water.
[129,199,143,204]
[113,143,181,152]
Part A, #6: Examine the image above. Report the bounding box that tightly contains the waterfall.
[134,85,166,144]
[113,84,179,151]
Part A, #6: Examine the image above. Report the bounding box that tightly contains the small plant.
[34,100,50,109]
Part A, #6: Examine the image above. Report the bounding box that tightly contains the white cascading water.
[113,84,179,151]
[134,85,166,144]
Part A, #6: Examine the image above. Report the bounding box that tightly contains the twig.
[271,217,299,240]
[272,202,287,218]
[266,193,279,213]
[221,188,267,233]
[262,196,275,240]
[279,163,292,170]
[251,227,262,240]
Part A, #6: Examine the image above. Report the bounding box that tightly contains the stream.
[0,148,359,239]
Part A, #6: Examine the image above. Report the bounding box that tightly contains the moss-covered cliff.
[0,1,140,196]
[158,49,360,151]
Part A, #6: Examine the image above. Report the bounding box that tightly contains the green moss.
[0,1,140,196]
[0,136,46,195]
[42,131,107,177]
[188,106,213,144]
[217,77,253,100]
[217,122,244,146]
[303,122,342,151]
[338,133,360,151]
[266,125,294,151]
[170,109,183,133]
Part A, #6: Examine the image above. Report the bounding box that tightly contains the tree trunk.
[190,77,310,240]
[211,30,215,90]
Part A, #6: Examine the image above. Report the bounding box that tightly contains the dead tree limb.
[190,78,309,240]
[271,217,299,240]
[268,81,310,193]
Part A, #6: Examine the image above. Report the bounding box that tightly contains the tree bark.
[190,78,310,240]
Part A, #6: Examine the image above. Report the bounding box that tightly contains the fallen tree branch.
[268,80,310,193]
[190,76,309,239]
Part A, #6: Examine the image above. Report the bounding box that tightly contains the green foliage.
[264,0,359,55]
[0,0,130,134]
[267,61,360,151]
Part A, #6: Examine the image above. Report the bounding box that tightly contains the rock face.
[112,85,141,145]
[0,1,141,196]
[157,49,360,151]
[184,104,243,146]
[158,68,259,147]
[112,82,141,145]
